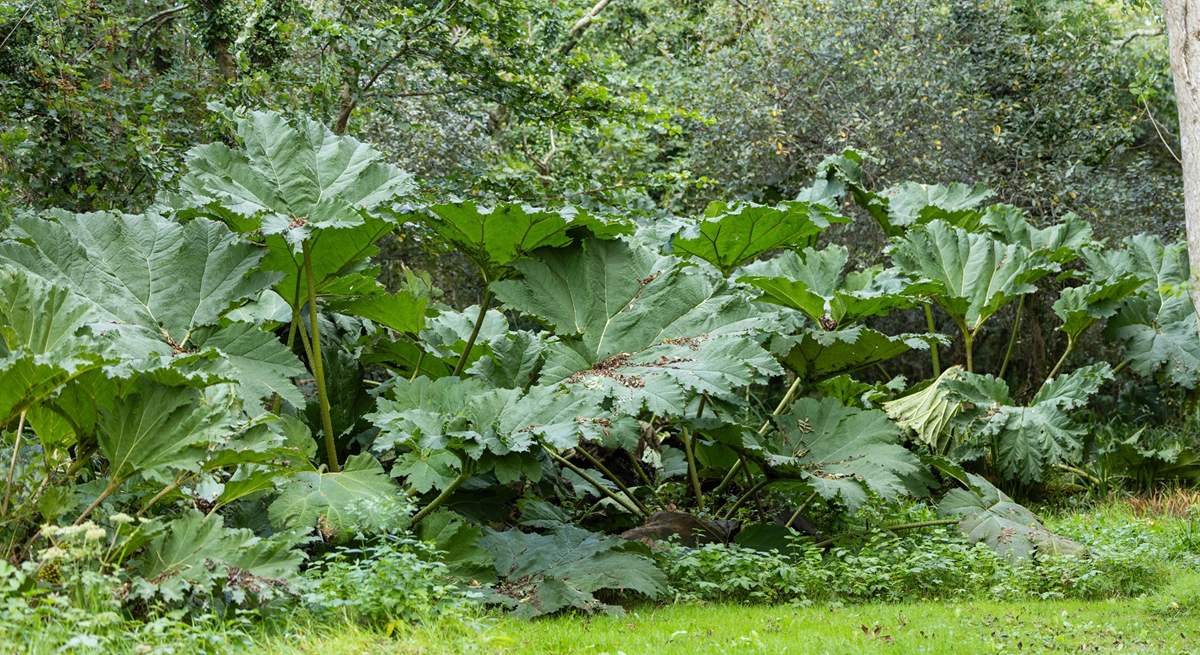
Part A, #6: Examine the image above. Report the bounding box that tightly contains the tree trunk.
[1165,0,1200,315]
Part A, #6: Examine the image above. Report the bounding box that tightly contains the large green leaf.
[267,453,404,538]
[96,380,235,480]
[0,267,110,426]
[176,110,425,333]
[133,510,303,602]
[0,211,301,409]
[867,182,993,236]
[946,364,1111,483]
[0,210,274,353]
[779,327,937,382]
[179,109,414,249]
[480,525,664,618]
[743,397,924,510]
[980,205,1094,263]
[1105,236,1200,388]
[369,378,636,478]
[670,200,847,275]
[939,474,1083,560]
[888,220,1054,333]
[739,245,927,327]
[492,238,780,416]
[1052,277,1145,342]
[420,202,631,279]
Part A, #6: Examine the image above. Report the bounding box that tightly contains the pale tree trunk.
[1165,0,1200,315]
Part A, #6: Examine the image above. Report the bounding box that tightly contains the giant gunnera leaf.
[888,220,1054,335]
[865,182,993,236]
[939,474,1083,561]
[670,200,848,275]
[0,210,305,410]
[741,397,924,510]
[0,266,110,427]
[778,326,940,383]
[480,525,665,618]
[175,109,426,334]
[368,378,637,492]
[980,205,1094,264]
[946,364,1112,483]
[491,238,781,416]
[1104,236,1200,388]
[268,453,404,540]
[132,510,304,602]
[739,245,928,327]
[419,202,631,280]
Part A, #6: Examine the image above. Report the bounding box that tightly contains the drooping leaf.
[670,200,848,275]
[888,220,1054,333]
[1051,275,1145,342]
[480,525,664,618]
[743,397,924,510]
[739,245,928,326]
[419,202,631,279]
[418,510,493,580]
[884,366,967,453]
[268,453,404,538]
[492,238,780,416]
[938,474,1083,560]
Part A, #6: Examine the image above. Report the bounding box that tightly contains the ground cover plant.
[2,104,1200,650]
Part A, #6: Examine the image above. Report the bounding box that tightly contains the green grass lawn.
[256,571,1200,655]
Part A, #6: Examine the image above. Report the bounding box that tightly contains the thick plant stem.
[1112,358,1131,376]
[453,281,491,376]
[304,242,339,473]
[625,450,664,506]
[411,465,472,525]
[2,410,27,515]
[1045,336,1076,382]
[546,447,645,517]
[576,447,649,515]
[964,330,975,373]
[923,303,942,376]
[998,296,1024,379]
[137,471,190,517]
[680,429,704,511]
[721,478,769,519]
[712,376,804,497]
[74,478,124,525]
[786,490,819,530]
[272,276,306,415]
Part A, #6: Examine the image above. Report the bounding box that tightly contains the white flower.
[108,513,135,525]
[38,546,69,562]
[85,526,106,542]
